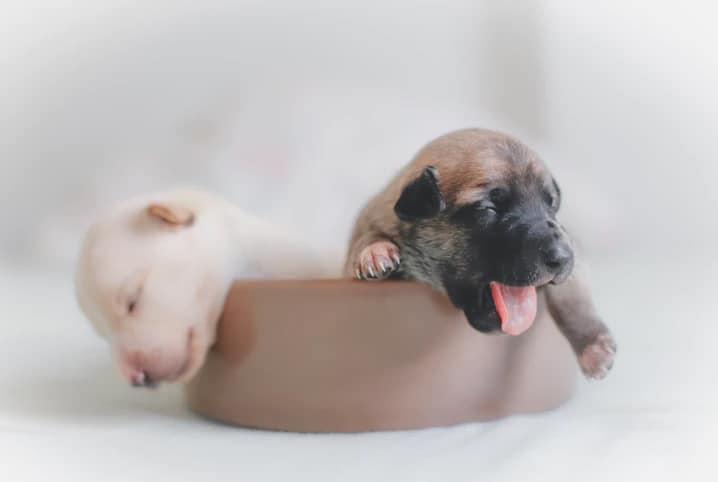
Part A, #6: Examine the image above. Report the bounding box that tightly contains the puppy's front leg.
[545,262,617,380]
[345,232,401,280]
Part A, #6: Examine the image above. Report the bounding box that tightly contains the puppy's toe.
[356,241,400,280]
[579,332,617,380]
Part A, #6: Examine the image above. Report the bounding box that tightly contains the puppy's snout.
[117,330,195,387]
[530,219,574,282]
[540,233,574,284]
[543,242,572,271]
[130,369,156,388]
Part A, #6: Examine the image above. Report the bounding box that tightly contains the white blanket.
[1,254,714,482]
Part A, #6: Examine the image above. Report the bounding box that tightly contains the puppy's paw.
[354,241,400,280]
[579,332,617,380]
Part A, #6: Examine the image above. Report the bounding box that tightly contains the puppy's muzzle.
[537,220,574,284]
[130,370,157,389]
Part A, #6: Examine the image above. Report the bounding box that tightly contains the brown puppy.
[345,128,616,379]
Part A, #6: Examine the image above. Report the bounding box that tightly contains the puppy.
[76,188,339,387]
[345,129,616,379]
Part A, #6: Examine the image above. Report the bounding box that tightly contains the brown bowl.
[185,280,576,432]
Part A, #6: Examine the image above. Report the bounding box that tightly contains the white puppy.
[75,188,339,387]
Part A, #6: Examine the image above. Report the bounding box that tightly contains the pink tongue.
[489,282,538,336]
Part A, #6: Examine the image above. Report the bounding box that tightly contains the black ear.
[394,166,446,222]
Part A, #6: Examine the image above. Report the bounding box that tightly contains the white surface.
[1,254,715,482]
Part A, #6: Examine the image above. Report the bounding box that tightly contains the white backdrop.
[3,1,717,268]
[1,2,717,481]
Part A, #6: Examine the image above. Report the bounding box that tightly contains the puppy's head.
[75,191,233,387]
[394,129,574,335]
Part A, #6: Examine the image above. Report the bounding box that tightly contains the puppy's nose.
[130,369,156,388]
[543,243,573,271]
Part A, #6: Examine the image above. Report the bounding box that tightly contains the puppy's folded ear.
[146,202,195,226]
[394,166,446,222]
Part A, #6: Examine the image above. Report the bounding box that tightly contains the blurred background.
[3,0,717,268]
[1,1,717,481]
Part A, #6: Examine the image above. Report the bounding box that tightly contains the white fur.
[75,188,340,385]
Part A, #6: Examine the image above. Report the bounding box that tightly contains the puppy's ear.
[394,166,446,222]
[146,202,195,226]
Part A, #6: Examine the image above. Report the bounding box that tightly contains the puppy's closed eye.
[126,287,141,316]
[116,270,148,318]
[127,297,138,315]
[473,201,497,214]
[470,201,499,222]
[473,187,510,215]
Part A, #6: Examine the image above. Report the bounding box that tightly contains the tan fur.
[345,128,543,275]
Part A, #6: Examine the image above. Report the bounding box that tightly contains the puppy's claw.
[392,254,401,266]
[355,241,401,281]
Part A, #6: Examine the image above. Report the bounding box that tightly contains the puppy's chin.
[549,262,574,285]
[465,309,503,334]
[171,325,214,384]
[172,347,208,384]
[462,285,503,333]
